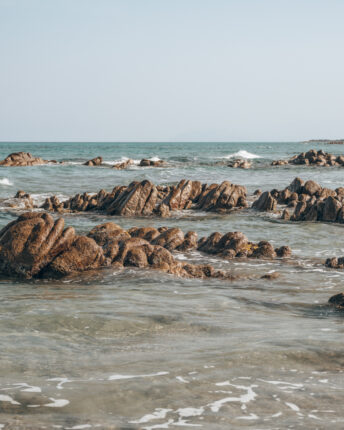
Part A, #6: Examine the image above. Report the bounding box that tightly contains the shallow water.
[0,141,344,429]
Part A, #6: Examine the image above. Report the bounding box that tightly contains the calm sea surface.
[0,142,343,429]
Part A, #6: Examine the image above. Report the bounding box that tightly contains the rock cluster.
[84,156,102,166]
[139,159,165,167]
[227,159,252,169]
[112,159,166,169]
[112,159,134,169]
[325,257,344,269]
[252,177,344,223]
[0,152,58,167]
[271,149,344,167]
[41,179,248,217]
[0,214,289,280]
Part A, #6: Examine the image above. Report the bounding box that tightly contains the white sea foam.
[285,402,300,411]
[108,156,140,166]
[0,394,20,405]
[0,178,13,186]
[48,377,72,390]
[130,408,172,424]
[108,371,169,381]
[44,398,70,408]
[13,382,41,393]
[222,150,262,159]
[209,384,258,412]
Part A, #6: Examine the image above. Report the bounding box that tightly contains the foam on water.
[0,178,13,186]
[222,150,262,159]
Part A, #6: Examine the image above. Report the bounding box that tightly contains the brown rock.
[275,245,292,257]
[113,159,134,169]
[44,236,106,277]
[0,212,75,278]
[261,272,280,280]
[151,228,185,251]
[87,222,129,246]
[84,156,102,166]
[302,180,321,196]
[252,241,276,258]
[0,152,57,167]
[177,231,198,251]
[252,191,277,211]
[322,196,341,222]
[139,159,165,167]
[328,292,344,308]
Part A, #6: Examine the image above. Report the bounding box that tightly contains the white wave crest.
[223,150,261,159]
[0,178,13,186]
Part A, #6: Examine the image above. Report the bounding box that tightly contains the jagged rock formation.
[252,177,344,223]
[0,214,290,280]
[0,152,58,167]
[41,179,248,217]
[227,159,252,169]
[271,149,344,167]
[84,156,102,166]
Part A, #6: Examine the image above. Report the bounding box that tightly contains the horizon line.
[0,140,311,144]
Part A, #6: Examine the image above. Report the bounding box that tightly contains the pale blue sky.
[0,0,343,142]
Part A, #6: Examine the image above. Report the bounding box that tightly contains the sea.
[0,141,343,429]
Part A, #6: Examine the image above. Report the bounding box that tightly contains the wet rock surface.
[84,156,103,166]
[252,177,344,223]
[328,292,344,309]
[40,179,248,217]
[227,159,252,169]
[112,158,166,169]
[271,149,344,167]
[0,152,58,167]
[0,214,290,280]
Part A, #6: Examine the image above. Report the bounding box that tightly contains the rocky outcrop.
[0,190,34,210]
[325,257,344,269]
[41,179,248,217]
[328,292,344,309]
[227,159,252,169]
[112,159,166,169]
[0,214,290,280]
[113,159,134,169]
[84,156,102,166]
[271,149,344,167]
[252,191,277,211]
[0,152,58,167]
[252,177,344,224]
[128,226,291,260]
[139,159,166,167]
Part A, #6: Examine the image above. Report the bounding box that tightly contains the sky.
[0,0,343,142]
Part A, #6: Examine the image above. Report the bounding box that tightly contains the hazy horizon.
[1,0,343,142]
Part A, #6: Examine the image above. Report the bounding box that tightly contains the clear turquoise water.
[0,142,344,429]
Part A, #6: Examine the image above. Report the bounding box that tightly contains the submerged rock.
[84,156,103,166]
[112,159,134,169]
[227,159,252,169]
[0,152,58,167]
[0,214,290,280]
[328,292,344,309]
[139,159,166,167]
